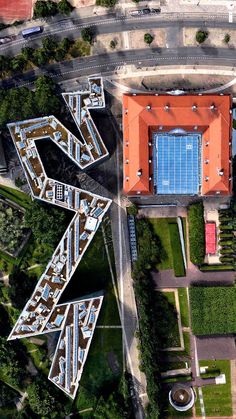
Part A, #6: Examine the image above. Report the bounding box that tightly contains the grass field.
[178,288,189,327]
[195,360,232,417]
[161,291,181,348]
[149,218,174,270]
[168,223,185,277]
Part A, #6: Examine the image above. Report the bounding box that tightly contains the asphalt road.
[1,13,236,57]
[2,46,236,90]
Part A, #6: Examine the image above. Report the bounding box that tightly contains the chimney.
[164,104,170,112]
[192,104,197,111]
[137,169,142,177]
[205,176,209,181]
[218,169,224,176]
[146,105,151,111]
[204,159,209,164]
[210,103,215,111]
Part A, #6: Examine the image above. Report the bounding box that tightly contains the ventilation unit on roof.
[146,105,151,111]
[192,104,197,111]
[137,169,142,177]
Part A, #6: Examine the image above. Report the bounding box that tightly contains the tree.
[81,27,93,44]
[42,36,58,52]
[0,55,10,73]
[196,30,208,44]
[54,48,66,62]
[34,75,60,115]
[57,0,74,15]
[96,0,117,6]
[24,200,66,247]
[28,381,57,416]
[21,47,34,61]
[59,37,72,53]
[224,33,230,44]
[33,0,57,18]
[144,33,154,45]
[110,39,117,49]
[0,87,36,126]
[32,48,49,66]
[10,55,26,72]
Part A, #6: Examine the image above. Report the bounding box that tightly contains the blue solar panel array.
[154,133,201,195]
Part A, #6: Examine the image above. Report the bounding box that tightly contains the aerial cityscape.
[1,0,236,418]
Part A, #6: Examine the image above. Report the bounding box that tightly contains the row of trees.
[0,36,74,77]
[188,201,205,265]
[132,218,162,418]
[34,0,73,18]
[0,75,60,127]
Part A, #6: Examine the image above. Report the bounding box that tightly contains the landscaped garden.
[190,286,236,335]
[195,360,232,417]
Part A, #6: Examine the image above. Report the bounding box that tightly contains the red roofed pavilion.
[123,94,232,196]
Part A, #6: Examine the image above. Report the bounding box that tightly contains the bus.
[21,26,42,38]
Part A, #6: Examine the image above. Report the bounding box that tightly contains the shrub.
[144,33,154,45]
[188,202,205,265]
[196,30,208,44]
[57,0,74,15]
[224,33,230,44]
[96,0,117,6]
[200,264,234,271]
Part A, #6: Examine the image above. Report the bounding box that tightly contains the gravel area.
[129,29,166,50]
[184,27,236,48]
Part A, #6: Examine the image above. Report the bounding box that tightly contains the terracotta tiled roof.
[123,94,232,196]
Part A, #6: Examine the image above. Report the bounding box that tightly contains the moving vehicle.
[21,26,43,38]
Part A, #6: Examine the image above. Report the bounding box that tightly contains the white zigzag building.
[7,77,112,399]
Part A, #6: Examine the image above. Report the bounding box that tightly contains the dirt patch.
[129,29,166,49]
[184,27,236,48]
[69,0,95,6]
[92,33,123,55]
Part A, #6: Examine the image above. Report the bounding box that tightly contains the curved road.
[3,46,236,89]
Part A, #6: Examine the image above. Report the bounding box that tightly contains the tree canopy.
[96,0,117,6]
[24,200,67,247]
[196,30,208,44]
[33,0,58,18]
[81,27,94,44]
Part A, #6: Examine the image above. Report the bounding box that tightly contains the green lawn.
[168,223,185,277]
[79,328,123,396]
[149,218,174,270]
[160,291,181,348]
[178,288,190,327]
[0,185,31,209]
[195,360,232,417]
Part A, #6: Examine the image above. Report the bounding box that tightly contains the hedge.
[220,225,233,230]
[190,287,236,335]
[188,202,205,265]
[219,240,233,246]
[200,264,234,271]
[219,233,233,239]
[168,223,185,277]
[220,248,234,254]
[219,256,234,263]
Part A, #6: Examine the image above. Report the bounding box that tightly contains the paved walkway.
[231,360,236,418]
[152,265,235,288]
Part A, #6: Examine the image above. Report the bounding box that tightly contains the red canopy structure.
[205,223,216,254]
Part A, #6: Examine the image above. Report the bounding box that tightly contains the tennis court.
[153,133,201,195]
